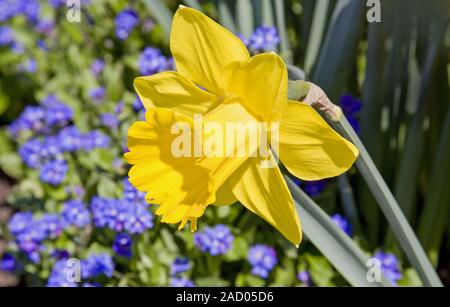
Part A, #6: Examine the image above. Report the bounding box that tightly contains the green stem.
[333,115,442,287]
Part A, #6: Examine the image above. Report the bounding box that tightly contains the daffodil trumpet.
[125,6,359,246]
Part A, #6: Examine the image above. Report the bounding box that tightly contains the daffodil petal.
[226,53,287,122]
[276,101,359,181]
[229,154,302,246]
[134,72,219,115]
[171,6,250,95]
[124,108,216,229]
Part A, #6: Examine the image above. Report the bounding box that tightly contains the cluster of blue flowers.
[373,252,402,286]
[6,177,154,284]
[91,179,154,236]
[0,0,40,24]
[10,94,111,185]
[240,25,280,53]
[340,94,363,133]
[247,244,278,279]
[115,9,139,41]
[139,47,174,76]
[7,201,91,264]
[331,214,353,237]
[10,95,72,135]
[47,253,113,287]
[194,224,234,256]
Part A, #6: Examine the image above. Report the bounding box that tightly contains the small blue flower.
[81,253,114,279]
[35,19,54,35]
[297,271,312,286]
[17,105,47,133]
[39,159,68,186]
[42,95,73,127]
[90,59,105,77]
[303,180,327,197]
[0,26,14,46]
[61,200,91,228]
[170,277,195,287]
[19,138,46,169]
[100,113,119,130]
[0,253,17,272]
[247,244,277,279]
[89,87,106,103]
[47,259,78,287]
[112,233,132,258]
[8,211,33,235]
[122,178,146,205]
[373,252,402,286]
[82,130,110,150]
[115,9,139,40]
[340,94,362,133]
[132,95,144,112]
[139,47,171,76]
[194,225,234,256]
[58,126,83,152]
[331,214,352,237]
[123,202,154,234]
[40,213,63,238]
[19,58,37,73]
[9,212,47,263]
[248,26,280,52]
[48,0,66,8]
[171,257,191,276]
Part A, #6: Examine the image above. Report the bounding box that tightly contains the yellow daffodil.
[125,6,359,246]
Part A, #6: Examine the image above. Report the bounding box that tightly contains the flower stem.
[333,115,443,287]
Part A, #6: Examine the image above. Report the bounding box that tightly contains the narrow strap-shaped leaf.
[338,174,361,233]
[143,0,173,42]
[236,0,254,37]
[261,0,274,26]
[394,20,449,222]
[182,0,203,11]
[285,176,391,287]
[333,116,443,287]
[304,0,330,74]
[312,0,365,100]
[418,106,450,265]
[274,0,292,63]
[215,0,238,34]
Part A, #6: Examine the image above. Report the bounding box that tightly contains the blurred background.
[0,0,449,287]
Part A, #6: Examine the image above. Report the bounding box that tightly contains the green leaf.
[333,115,443,287]
[418,105,450,265]
[285,176,391,287]
[195,276,230,287]
[97,176,118,198]
[305,254,335,286]
[274,0,292,63]
[304,0,330,74]
[236,0,254,37]
[0,152,23,179]
[215,0,238,34]
[182,0,202,11]
[224,236,248,262]
[312,0,366,100]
